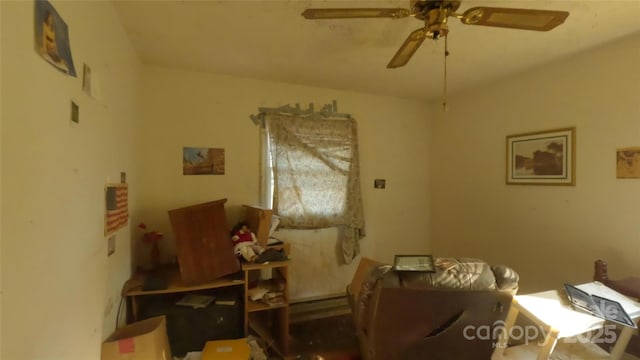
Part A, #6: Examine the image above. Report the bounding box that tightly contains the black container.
[137,289,242,356]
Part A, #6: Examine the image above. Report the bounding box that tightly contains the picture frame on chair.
[393,255,436,272]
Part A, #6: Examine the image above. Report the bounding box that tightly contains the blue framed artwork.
[34,0,76,76]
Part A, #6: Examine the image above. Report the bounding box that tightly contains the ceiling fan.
[301,0,569,69]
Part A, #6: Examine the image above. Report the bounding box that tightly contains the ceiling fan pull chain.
[442,35,449,111]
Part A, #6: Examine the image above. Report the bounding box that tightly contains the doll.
[231,222,265,262]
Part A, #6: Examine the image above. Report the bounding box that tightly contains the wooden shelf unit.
[243,260,290,357]
[122,202,291,355]
[123,259,291,357]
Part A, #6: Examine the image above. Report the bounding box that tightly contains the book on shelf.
[262,291,285,307]
[215,298,237,306]
[176,294,215,309]
[247,287,270,301]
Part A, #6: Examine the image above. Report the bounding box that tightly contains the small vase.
[150,242,161,270]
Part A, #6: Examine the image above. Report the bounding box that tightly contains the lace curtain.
[265,113,365,264]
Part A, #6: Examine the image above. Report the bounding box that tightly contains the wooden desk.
[492,282,640,360]
[122,268,244,322]
[123,259,291,357]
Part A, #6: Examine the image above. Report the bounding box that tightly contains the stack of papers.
[247,279,286,306]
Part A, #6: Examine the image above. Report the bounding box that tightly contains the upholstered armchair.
[347,257,519,360]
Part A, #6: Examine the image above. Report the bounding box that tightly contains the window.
[261,113,365,263]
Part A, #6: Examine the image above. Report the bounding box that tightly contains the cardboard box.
[101,316,172,360]
[242,205,273,247]
[201,338,250,360]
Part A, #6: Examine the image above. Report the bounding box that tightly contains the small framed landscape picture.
[182,147,225,175]
[393,255,435,272]
[506,127,575,185]
[616,147,640,179]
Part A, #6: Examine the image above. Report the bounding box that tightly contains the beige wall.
[3,1,638,358]
[429,32,640,294]
[137,65,432,299]
[1,1,140,359]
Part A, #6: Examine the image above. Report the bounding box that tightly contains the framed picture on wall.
[506,127,575,185]
[616,147,640,179]
[183,147,225,175]
[34,0,77,76]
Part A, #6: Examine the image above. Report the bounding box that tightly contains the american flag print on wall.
[105,184,128,235]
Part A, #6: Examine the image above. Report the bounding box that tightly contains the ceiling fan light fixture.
[412,0,461,20]
[422,8,451,39]
[426,23,449,39]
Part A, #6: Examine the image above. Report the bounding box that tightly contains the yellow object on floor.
[201,338,250,360]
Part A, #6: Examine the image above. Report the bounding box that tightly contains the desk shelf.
[247,299,288,312]
[124,269,244,296]
[122,252,291,357]
[123,268,244,322]
[243,260,290,357]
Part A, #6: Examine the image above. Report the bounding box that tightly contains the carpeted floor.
[286,314,360,360]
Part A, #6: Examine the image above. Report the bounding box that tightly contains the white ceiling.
[111,0,640,101]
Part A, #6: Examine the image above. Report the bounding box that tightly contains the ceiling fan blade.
[461,7,569,31]
[302,8,410,19]
[387,28,427,69]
